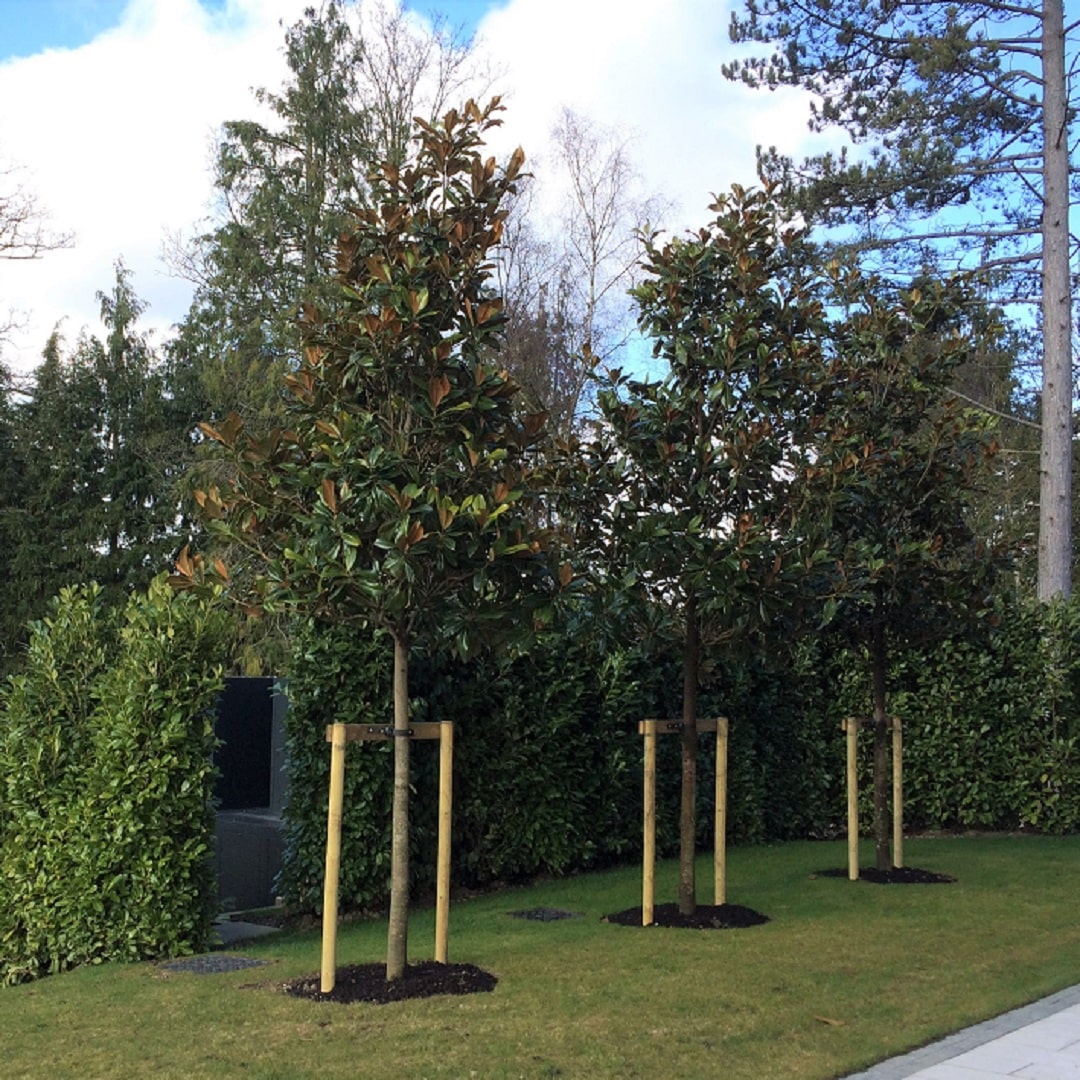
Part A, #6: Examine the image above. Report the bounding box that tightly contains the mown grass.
[5,835,1080,1079]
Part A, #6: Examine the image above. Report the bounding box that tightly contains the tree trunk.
[870,619,891,872]
[386,631,411,981]
[679,596,699,916]
[1038,0,1072,602]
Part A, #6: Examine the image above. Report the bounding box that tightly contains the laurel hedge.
[8,582,1074,977]
[0,577,230,984]
[277,594,1080,913]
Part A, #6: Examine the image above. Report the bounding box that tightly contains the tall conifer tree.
[170,0,479,431]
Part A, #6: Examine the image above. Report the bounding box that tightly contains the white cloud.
[0,0,309,370]
[472,0,818,230]
[0,0,822,373]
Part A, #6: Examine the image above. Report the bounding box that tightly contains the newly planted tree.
[596,185,831,915]
[184,99,558,980]
[809,274,1000,870]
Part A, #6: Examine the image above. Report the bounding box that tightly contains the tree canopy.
[168,0,481,433]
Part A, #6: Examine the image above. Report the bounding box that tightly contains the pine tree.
[9,331,104,638]
[4,266,199,666]
[0,361,30,670]
[727,0,1076,599]
[89,263,193,589]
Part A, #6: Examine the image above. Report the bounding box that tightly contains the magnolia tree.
[808,273,1000,870]
[181,99,561,981]
[595,185,835,916]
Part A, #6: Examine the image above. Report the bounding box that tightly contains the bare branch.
[0,162,74,260]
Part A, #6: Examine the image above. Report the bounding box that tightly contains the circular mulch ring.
[604,902,770,929]
[282,961,497,1005]
[815,866,956,884]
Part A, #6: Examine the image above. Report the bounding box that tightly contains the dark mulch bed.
[282,961,497,1005]
[604,902,770,929]
[815,866,956,884]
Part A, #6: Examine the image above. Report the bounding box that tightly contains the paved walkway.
[212,916,282,945]
[846,985,1080,1079]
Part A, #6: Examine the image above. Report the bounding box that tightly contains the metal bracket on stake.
[327,722,442,743]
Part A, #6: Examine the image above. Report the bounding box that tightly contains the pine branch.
[946,387,1042,429]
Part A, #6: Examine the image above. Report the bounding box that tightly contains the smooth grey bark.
[679,595,699,916]
[386,631,410,981]
[1038,0,1073,601]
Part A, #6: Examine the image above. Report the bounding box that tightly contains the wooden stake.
[638,718,720,921]
[891,716,903,869]
[321,721,443,971]
[320,723,347,993]
[845,717,860,881]
[715,716,729,906]
[434,721,454,964]
[642,721,657,926]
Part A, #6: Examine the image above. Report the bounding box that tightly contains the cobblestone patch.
[507,907,583,922]
[160,954,271,975]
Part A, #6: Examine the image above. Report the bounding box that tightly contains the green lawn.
[5,835,1080,1079]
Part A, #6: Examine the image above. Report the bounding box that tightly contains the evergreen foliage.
[0,265,203,673]
[726,0,1073,288]
[275,620,396,914]
[849,597,1080,837]
[169,0,479,433]
[275,592,1080,916]
[0,577,230,985]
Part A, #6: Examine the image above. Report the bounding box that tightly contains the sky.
[0,0,821,374]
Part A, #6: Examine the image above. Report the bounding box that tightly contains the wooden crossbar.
[637,718,720,735]
[325,722,443,742]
